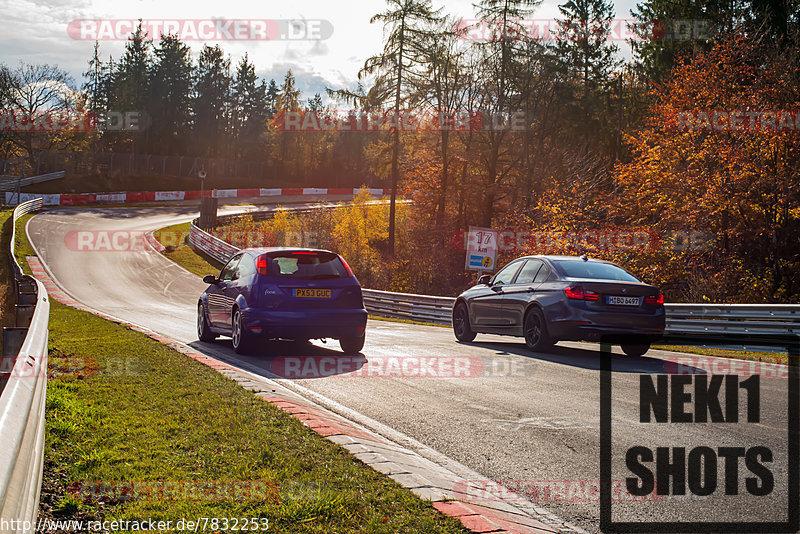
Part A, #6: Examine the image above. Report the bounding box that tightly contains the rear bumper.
[548,307,665,343]
[241,307,367,340]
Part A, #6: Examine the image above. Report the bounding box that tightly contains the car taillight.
[564,285,599,301]
[645,293,664,305]
[256,254,268,276]
[339,255,354,277]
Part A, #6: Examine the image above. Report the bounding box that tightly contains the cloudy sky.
[0,0,639,101]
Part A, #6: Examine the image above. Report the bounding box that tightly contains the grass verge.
[8,235,466,533]
[38,300,467,533]
[651,344,788,364]
[153,222,223,278]
[14,212,36,275]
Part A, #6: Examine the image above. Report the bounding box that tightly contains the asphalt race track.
[28,205,796,533]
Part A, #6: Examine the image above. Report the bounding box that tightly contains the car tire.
[621,343,650,357]
[231,307,254,355]
[197,302,216,342]
[453,302,477,342]
[524,308,552,352]
[340,333,365,354]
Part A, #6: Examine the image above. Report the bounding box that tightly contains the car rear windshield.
[265,251,349,280]
[554,260,640,282]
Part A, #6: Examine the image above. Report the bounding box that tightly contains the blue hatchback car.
[197,248,368,354]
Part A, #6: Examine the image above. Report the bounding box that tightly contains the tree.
[629,0,729,81]
[110,21,152,152]
[231,54,267,159]
[555,0,620,102]
[265,79,280,118]
[150,33,193,154]
[413,17,467,225]
[361,0,442,254]
[82,41,112,115]
[1,63,78,170]
[611,33,800,301]
[274,70,301,171]
[470,0,540,226]
[193,44,231,157]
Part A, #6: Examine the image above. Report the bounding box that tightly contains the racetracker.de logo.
[67,19,333,41]
[269,355,532,379]
[453,18,713,42]
[453,479,663,503]
[67,480,280,503]
[65,230,151,252]
[274,110,528,132]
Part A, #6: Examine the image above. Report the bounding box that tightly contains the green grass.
[652,344,787,364]
[39,300,467,533]
[153,222,223,278]
[367,315,449,329]
[14,212,35,275]
[6,226,467,533]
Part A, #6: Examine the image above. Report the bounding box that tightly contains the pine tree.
[231,54,267,159]
[556,0,619,102]
[265,79,280,118]
[82,41,108,114]
[629,0,729,81]
[193,44,231,157]
[150,33,193,155]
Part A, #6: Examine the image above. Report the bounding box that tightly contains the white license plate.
[607,296,640,306]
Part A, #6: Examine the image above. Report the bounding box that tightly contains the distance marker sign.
[465,226,498,272]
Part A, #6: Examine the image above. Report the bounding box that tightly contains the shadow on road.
[462,340,706,374]
[188,339,367,379]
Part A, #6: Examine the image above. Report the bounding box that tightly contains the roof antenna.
[580,254,589,262]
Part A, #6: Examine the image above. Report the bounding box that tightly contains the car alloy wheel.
[232,308,252,354]
[453,303,476,342]
[524,309,551,352]
[197,303,215,342]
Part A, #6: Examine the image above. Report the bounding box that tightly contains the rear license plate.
[607,295,640,306]
[294,288,332,298]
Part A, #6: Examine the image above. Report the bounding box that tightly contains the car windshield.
[266,251,349,280]
[555,260,641,282]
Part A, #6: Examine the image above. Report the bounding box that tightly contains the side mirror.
[203,275,218,285]
[478,274,492,286]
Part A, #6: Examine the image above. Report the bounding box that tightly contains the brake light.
[564,286,599,301]
[339,255,354,277]
[291,251,317,255]
[645,293,664,305]
[257,254,268,276]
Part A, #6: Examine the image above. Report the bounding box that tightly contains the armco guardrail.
[665,303,800,336]
[0,197,49,532]
[187,216,800,337]
[9,198,43,281]
[189,220,240,265]
[0,171,65,194]
[361,289,455,325]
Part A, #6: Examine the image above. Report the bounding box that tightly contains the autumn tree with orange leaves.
[601,33,800,302]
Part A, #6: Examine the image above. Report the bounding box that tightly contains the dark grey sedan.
[452,255,665,356]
